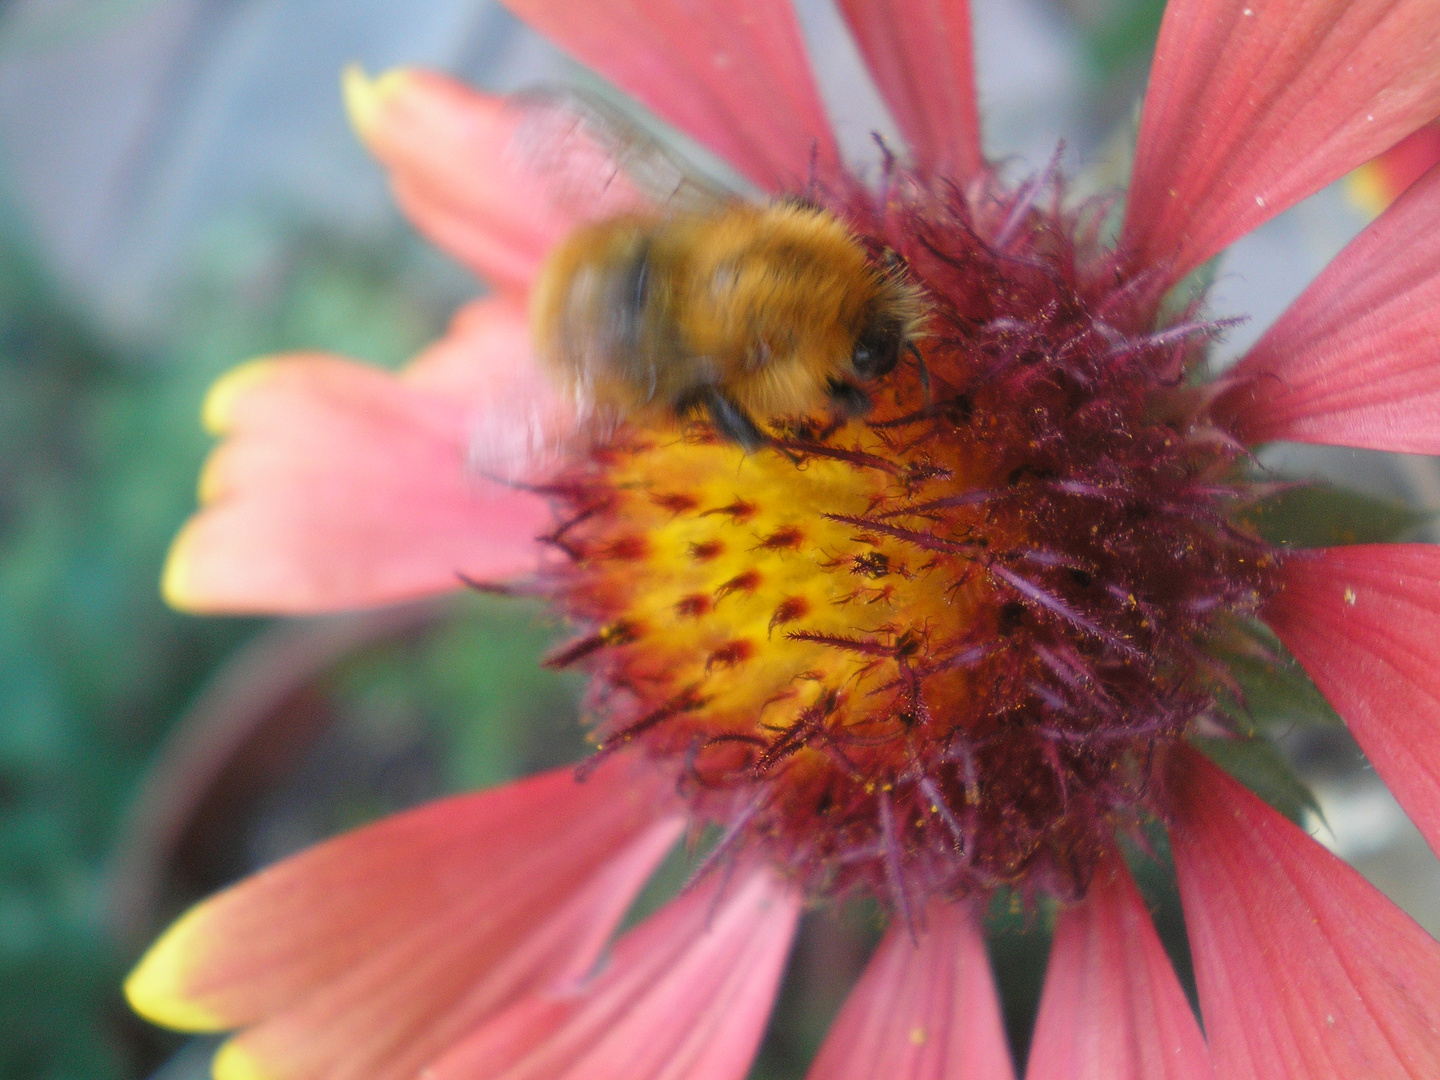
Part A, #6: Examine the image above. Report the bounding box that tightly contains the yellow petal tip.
[213,1040,275,1080]
[160,521,202,612]
[341,63,412,142]
[202,358,276,436]
[1343,164,1390,221]
[124,907,229,1033]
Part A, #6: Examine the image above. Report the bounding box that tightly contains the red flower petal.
[496,0,840,192]
[1347,121,1440,217]
[1214,163,1440,454]
[344,67,646,291]
[806,900,1015,1080]
[1168,747,1440,1080]
[1123,0,1440,283]
[835,0,983,179]
[165,350,553,614]
[1026,854,1213,1080]
[218,826,683,1080]
[401,294,536,403]
[1263,545,1440,860]
[423,863,801,1080]
[402,295,578,479]
[126,756,682,1079]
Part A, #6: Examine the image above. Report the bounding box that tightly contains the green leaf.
[1239,482,1430,548]
[0,201,453,1079]
[1078,0,1167,76]
[1160,248,1223,332]
[986,889,1056,1067]
[1119,825,1198,1012]
[1195,735,1322,826]
[1215,622,1343,734]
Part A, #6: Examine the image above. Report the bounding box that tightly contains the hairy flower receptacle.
[539,177,1281,906]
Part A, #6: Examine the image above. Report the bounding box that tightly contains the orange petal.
[423,862,801,1080]
[1215,160,1440,455]
[164,351,553,614]
[1026,854,1213,1080]
[1123,0,1440,285]
[1346,120,1440,218]
[127,755,682,1080]
[219,822,683,1080]
[1168,748,1440,1079]
[344,67,644,291]
[402,295,577,480]
[836,0,983,180]
[497,0,840,192]
[1264,546,1440,862]
[806,899,1015,1080]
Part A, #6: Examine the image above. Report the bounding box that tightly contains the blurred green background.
[0,174,592,1073]
[2,1,1437,1078]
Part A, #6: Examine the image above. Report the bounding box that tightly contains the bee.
[521,97,926,452]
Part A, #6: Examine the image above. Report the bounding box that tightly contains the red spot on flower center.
[539,178,1280,904]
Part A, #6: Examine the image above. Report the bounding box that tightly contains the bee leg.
[680,386,769,453]
[906,342,932,403]
[827,378,874,418]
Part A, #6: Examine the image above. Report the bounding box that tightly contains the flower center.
[538,177,1280,905]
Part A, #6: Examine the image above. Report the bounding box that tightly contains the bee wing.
[507,87,732,221]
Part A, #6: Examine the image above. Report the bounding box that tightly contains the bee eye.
[851,321,902,381]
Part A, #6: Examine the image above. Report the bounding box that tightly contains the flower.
[126,0,1440,1078]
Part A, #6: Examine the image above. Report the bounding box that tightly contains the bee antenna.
[906,342,932,403]
[872,132,897,178]
[805,139,822,200]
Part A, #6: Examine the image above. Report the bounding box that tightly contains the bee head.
[852,258,926,384]
[850,315,905,382]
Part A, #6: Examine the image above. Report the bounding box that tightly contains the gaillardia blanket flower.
[128,0,1440,1077]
